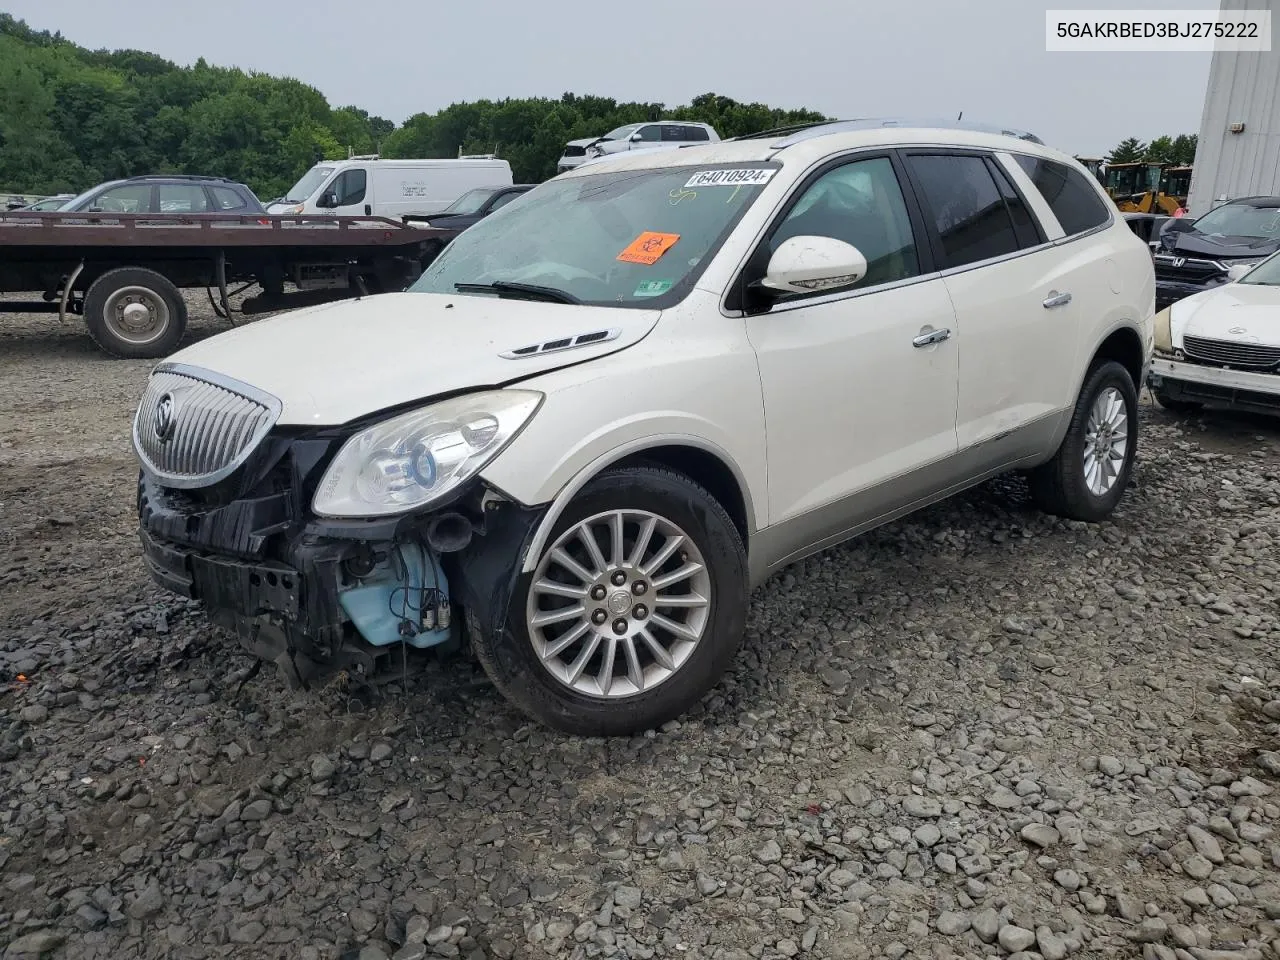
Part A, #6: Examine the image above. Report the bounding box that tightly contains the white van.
[267,157,513,219]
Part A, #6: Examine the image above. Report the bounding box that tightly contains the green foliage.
[1105,133,1198,167]
[1106,137,1146,164]
[0,13,830,197]
[0,12,395,197]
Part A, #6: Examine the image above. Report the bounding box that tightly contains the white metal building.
[1186,0,1280,216]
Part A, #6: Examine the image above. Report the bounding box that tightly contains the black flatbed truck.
[0,211,452,358]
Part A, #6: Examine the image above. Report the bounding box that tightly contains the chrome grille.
[1183,335,1280,370]
[132,364,282,488]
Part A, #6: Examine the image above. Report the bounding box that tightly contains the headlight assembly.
[312,390,543,518]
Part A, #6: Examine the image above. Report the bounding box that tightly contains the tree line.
[1104,135,1198,166]
[0,14,828,199]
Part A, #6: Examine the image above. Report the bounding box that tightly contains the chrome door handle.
[1043,291,1072,308]
[913,328,951,347]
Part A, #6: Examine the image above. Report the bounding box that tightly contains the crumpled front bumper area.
[136,464,546,692]
[136,470,454,689]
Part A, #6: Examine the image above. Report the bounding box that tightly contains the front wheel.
[469,465,748,737]
[1029,359,1139,522]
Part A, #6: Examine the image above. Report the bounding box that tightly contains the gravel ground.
[3,296,1280,960]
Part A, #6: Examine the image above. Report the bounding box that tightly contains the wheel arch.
[1089,323,1146,392]
[514,436,757,575]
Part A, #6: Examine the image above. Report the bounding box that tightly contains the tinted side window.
[987,159,1043,248]
[905,154,1021,268]
[158,184,210,213]
[87,184,151,213]
[1014,155,1112,235]
[661,125,684,142]
[769,156,921,293]
[211,186,249,210]
[685,126,710,141]
[334,169,367,206]
[636,125,662,142]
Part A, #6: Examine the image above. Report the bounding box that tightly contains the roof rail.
[726,120,835,142]
[123,173,234,183]
[747,117,1045,148]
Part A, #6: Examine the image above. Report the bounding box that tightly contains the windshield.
[442,187,498,215]
[1192,201,1280,240]
[1237,250,1280,286]
[283,165,334,203]
[61,183,117,211]
[408,162,780,309]
[600,123,641,141]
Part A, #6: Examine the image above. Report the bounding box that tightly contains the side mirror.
[758,236,869,296]
[318,192,338,209]
[1227,263,1254,281]
[629,132,643,142]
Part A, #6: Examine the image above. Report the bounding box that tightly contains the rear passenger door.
[899,149,1082,458]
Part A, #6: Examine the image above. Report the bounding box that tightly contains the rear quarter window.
[1014,155,1112,236]
[211,186,250,210]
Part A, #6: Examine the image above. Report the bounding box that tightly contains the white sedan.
[1149,252,1280,416]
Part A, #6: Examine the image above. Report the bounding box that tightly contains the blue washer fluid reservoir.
[338,542,452,649]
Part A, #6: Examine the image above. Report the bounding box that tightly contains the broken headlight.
[312,390,543,518]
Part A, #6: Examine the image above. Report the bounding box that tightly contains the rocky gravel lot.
[3,298,1280,960]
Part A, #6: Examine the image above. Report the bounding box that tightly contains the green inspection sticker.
[634,279,673,297]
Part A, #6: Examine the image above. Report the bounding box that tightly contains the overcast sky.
[8,0,1217,156]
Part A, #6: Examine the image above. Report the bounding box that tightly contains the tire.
[1029,359,1139,522]
[83,267,187,359]
[1153,387,1202,415]
[469,465,748,737]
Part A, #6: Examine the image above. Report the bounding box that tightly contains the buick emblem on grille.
[154,393,176,443]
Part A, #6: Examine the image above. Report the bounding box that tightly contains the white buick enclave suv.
[131,120,1155,736]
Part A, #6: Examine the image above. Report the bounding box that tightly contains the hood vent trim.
[500,328,621,360]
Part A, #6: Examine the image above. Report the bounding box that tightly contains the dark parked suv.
[59,174,266,215]
[1153,196,1280,309]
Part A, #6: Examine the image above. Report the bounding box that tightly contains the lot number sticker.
[684,168,776,188]
[618,232,680,265]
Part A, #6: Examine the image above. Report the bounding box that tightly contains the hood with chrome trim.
[160,292,659,425]
[1169,281,1280,349]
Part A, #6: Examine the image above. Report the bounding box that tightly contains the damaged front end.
[132,363,544,693]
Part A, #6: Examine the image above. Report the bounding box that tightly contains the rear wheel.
[469,465,748,736]
[83,267,187,359]
[1029,359,1138,522]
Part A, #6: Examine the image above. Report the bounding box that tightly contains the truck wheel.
[1029,359,1139,522]
[469,465,748,737]
[83,267,187,359]
[1153,387,1201,415]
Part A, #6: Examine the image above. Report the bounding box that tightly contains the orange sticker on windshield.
[617,232,680,265]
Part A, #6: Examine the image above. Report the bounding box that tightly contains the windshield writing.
[408,164,778,309]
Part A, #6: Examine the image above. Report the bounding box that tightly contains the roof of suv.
[562,119,1066,178]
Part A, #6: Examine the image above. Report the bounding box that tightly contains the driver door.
[741,152,961,563]
[326,168,369,216]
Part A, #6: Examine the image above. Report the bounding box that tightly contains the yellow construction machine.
[1102,161,1186,215]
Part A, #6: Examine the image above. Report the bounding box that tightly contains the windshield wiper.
[454,281,581,305]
